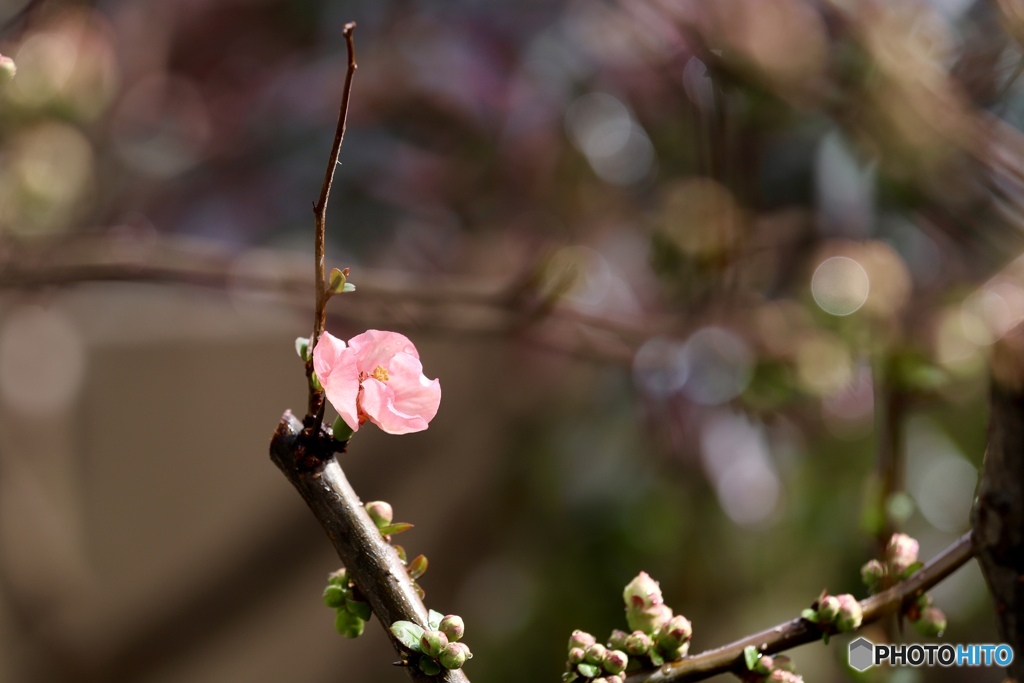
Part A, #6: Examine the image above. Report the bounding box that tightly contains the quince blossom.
[313,329,441,435]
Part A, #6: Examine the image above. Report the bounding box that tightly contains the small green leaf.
[346,598,372,621]
[418,656,441,675]
[332,416,354,442]
[295,337,310,362]
[414,582,426,600]
[408,554,428,580]
[378,522,413,537]
[394,544,407,562]
[822,632,830,645]
[428,609,444,630]
[322,584,346,608]
[335,609,365,638]
[328,267,346,293]
[562,673,579,683]
[901,562,924,580]
[390,621,425,652]
[576,663,600,677]
[649,650,664,666]
[801,608,818,621]
[744,645,760,671]
[342,282,356,293]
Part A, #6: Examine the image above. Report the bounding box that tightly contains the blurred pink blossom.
[313,329,441,435]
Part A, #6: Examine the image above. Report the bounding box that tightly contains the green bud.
[440,642,469,669]
[625,631,653,656]
[420,629,449,658]
[627,603,672,635]
[418,656,441,675]
[861,559,886,590]
[364,501,393,528]
[916,593,933,610]
[327,568,348,586]
[568,647,586,665]
[659,642,689,661]
[604,650,628,675]
[322,584,346,608]
[334,609,365,638]
[657,614,692,649]
[585,643,607,664]
[607,629,629,650]
[569,630,597,650]
[439,614,465,641]
[914,606,946,637]
[332,416,355,442]
[295,336,310,362]
[835,594,863,632]
[817,595,840,623]
[753,655,774,675]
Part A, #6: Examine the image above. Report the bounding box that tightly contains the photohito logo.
[848,637,1015,671]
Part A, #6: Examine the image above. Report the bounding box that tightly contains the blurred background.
[0,0,1018,681]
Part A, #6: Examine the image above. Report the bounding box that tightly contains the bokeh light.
[811,256,870,316]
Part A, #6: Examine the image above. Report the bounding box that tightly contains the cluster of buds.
[322,568,370,638]
[862,533,922,593]
[741,647,802,683]
[390,612,472,674]
[563,630,629,683]
[861,533,946,637]
[622,572,693,663]
[562,572,694,681]
[802,591,863,636]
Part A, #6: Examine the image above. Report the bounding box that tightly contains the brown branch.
[270,412,470,682]
[306,22,358,429]
[624,532,975,683]
[973,330,1024,682]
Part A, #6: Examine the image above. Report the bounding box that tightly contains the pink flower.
[312,329,441,435]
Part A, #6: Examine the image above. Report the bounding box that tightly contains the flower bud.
[627,602,673,635]
[585,643,607,665]
[569,630,597,650]
[773,654,794,672]
[770,671,804,682]
[322,584,346,608]
[605,676,624,683]
[860,559,886,590]
[604,650,629,675]
[659,642,689,661]
[913,606,947,637]
[439,614,465,641]
[568,647,586,664]
[365,501,393,527]
[658,614,693,649]
[607,629,629,650]
[591,678,608,683]
[625,631,653,656]
[420,629,448,658]
[623,571,664,610]
[887,533,920,575]
[753,655,774,675]
[817,595,840,623]
[440,642,469,669]
[835,594,863,632]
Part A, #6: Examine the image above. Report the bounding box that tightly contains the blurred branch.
[305,22,358,431]
[269,412,470,683]
[623,532,975,683]
[972,330,1024,681]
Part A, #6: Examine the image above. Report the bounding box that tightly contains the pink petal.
[359,366,439,435]
[386,352,441,424]
[312,331,361,431]
[347,329,419,373]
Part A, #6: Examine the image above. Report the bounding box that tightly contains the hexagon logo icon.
[849,637,874,672]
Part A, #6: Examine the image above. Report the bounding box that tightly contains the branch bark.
[270,411,470,682]
[624,532,975,683]
[973,332,1024,682]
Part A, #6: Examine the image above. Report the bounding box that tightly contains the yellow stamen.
[372,365,389,383]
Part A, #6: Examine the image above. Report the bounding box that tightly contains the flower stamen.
[372,365,389,383]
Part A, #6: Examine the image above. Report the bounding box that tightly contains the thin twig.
[306,22,358,430]
[624,532,975,683]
